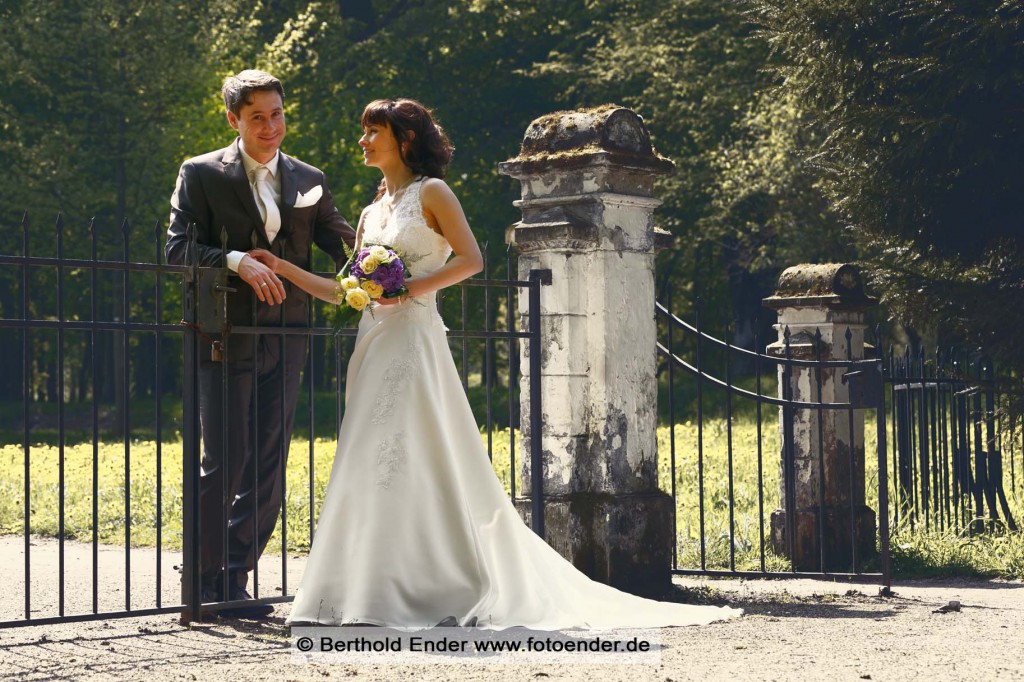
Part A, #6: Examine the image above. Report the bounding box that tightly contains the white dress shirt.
[226,144,282,272]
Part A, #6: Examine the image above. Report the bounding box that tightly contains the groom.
[166,70,355,618]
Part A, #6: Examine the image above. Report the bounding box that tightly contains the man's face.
[227,89,285,163]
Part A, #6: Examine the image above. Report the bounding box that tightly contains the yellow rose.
[361,280,384,299]
[344,287,371,311]
[360,256,380,274]
[338,276,360,291]
[369,245,389,262]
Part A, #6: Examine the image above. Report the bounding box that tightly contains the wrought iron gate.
[0,214,545,628]
[656,298,891,587]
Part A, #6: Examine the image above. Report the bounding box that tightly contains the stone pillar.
[498,106,675,596]
[763,264,878,571]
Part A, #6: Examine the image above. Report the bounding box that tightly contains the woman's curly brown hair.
[361,99,454,201]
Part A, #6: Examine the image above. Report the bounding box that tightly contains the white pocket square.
[294,185,323,208]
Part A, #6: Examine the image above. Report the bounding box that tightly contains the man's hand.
[237,253,286,305]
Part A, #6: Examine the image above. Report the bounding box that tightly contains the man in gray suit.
[166,70,355,618]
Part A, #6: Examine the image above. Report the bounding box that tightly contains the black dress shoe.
[434,616,459,628]
[193,586,223,621]
[219,586,274,619]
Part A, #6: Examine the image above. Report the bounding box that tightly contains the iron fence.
[0,213,547,628]
[656,297,1024,588]
[885,345,1020,534]
[657,297,891,587]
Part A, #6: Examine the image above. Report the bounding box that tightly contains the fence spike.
[56,215,64,261]
[22,212,30,257]
[88,218,97,259]
[154,220,164,265]
[121,218,130,262]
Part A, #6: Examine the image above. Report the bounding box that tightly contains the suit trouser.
[197,332,306,592]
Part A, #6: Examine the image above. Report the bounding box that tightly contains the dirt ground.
[0,537,1022,681]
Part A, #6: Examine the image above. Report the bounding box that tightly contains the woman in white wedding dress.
[251,99,741,629]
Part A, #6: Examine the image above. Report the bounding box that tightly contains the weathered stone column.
[763,264,878,571]
[499,106,675,596]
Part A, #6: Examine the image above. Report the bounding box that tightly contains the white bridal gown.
[287,178,742,629]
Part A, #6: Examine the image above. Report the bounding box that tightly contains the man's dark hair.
[221,70,285,116]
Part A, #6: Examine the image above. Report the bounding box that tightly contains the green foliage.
[0,0,858,408]
[748,0,1024,373]
[0,440,185,549]
[261,0,591,269]
[532,0,850,334]
[656,418,790,571]
[892,527,1024,581]
[5,418,1020,577]
[0,430,520,553]
[0,0,223,229]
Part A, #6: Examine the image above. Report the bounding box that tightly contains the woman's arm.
[246,250,339,304]
[250,209,369,305]
[379,178,482,304]
[269,258,341,304]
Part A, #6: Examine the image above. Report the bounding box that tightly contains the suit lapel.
[222,139,269,247]
[278,153,297,242]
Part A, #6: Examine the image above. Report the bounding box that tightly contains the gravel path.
[1,537,1022,681]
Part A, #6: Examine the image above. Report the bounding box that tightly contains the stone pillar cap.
[499,105,675,176]
[763,263,878,310]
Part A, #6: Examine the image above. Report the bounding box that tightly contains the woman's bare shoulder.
[420,176,456,200]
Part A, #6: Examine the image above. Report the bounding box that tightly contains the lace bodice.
[360,177,452,278]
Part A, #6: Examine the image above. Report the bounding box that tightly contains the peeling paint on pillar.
[500,105,676,595]
[764,264,879,572]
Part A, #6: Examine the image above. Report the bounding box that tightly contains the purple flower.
[348,245,408,295]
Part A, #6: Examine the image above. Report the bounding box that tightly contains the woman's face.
[359,120,401,169]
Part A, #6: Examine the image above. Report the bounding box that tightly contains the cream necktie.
[252,166,281,243]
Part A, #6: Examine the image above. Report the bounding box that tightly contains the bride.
[250,98,741,629]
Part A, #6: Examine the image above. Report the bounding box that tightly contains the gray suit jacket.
[166,138,356,327]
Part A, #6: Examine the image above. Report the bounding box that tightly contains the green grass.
[656,416,790,572]
[890,526,1024,579]
[0,384,512,445]
[0,430,521,556]
[1,417,1022,579]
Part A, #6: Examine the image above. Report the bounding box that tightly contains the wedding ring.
[259,282,269,287]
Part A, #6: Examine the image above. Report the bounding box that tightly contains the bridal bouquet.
[334,243,411,324]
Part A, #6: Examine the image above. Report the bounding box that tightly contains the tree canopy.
[750,0,1024,372]
[1,0,1018,404]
